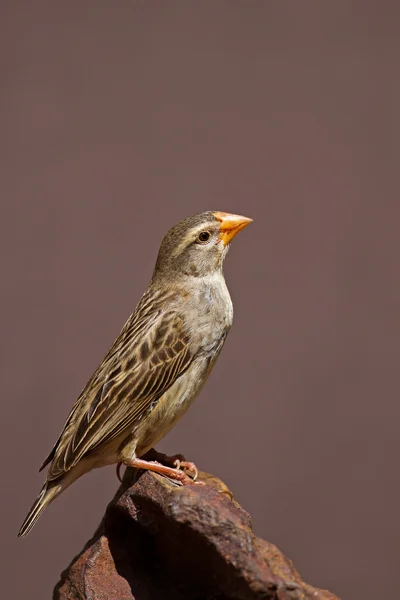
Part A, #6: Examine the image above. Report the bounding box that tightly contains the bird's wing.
[42,290,193,481]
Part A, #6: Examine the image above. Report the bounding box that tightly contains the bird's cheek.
[215,237,225,251]
[214,245,227,269]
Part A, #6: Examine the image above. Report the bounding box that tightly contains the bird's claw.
[173,459,198,481]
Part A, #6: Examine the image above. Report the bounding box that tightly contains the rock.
[54,467,339,600]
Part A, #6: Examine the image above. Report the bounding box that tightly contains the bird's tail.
[18,481,61,537]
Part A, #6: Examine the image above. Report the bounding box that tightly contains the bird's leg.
[143,449,199,481]
[123,457,196,485]
[116,450,199,483]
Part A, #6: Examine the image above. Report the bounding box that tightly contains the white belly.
[132,353,219,457]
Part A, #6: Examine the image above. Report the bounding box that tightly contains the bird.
[18,210,252,537]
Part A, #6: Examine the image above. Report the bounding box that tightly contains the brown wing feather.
[42,289,193,481]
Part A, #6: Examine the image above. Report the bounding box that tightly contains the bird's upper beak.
[213,211,253,246]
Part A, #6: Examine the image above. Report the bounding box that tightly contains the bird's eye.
[196,231,211,244]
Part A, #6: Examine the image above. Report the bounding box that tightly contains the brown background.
[2,2,399,599]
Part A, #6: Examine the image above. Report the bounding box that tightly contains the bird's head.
[152,211,252,281]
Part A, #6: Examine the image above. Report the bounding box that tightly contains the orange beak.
[212,211,253,246]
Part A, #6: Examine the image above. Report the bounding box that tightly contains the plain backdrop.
[2,3,399,599]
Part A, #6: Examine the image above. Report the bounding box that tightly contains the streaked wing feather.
[45,290,193,481]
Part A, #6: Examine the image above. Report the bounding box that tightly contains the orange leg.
[123,457,196,485]
[116,450,200,483]
[145,450,199,481]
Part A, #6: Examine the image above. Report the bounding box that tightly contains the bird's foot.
[143,449,199,481]
[172,458,199,481]
[122,457,201,486]
[116,451,201,484]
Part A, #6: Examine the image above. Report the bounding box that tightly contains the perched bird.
[19,210,252,537]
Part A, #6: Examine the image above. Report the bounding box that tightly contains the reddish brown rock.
[54,468,339,600]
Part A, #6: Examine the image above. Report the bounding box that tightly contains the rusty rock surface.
[54,468,339,600]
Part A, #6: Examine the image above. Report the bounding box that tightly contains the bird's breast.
[197,275,232,322]
[190,275,233,353]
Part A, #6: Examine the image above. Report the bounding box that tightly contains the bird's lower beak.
[213,211,253,246]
